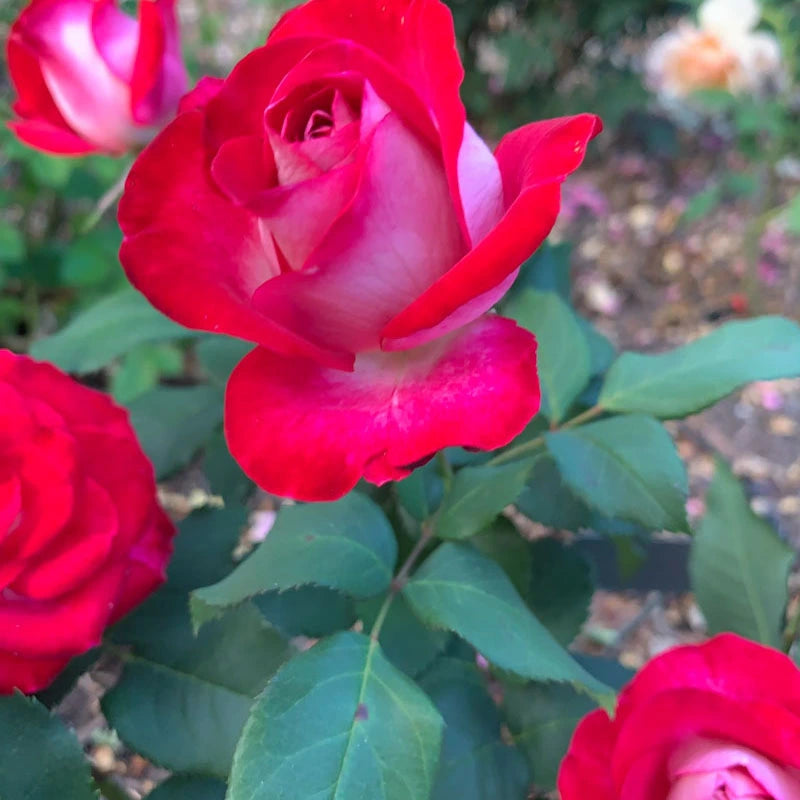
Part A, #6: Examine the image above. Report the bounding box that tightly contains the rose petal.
[381,113,602,346]
[268,0,468,237]
[178,75,224,113]
[130,0,185,124]
[16,0,141,152]
[558,709,619,800]
[670,738,800,800]
[11,478,118,601]
[119,110,354,370]
[225,314,539,501]
[251,111,464,352]
[0,651,70,695]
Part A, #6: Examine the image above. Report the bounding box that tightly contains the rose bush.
[559,634,800,800]
[0,350,175,694]
[118,0,601,501]
[7,0,186,154]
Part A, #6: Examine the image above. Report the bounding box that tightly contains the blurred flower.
[644,0,781,99]
[6,0,187,155]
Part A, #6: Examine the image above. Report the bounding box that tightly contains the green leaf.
[0,693,95,799]
[395,460,445,522]
[599,317,800,418]
[196,336,252,386]
[359,593,450,677]
[515,453,594,532]
[578,317,616,377]
[546,415,689,532]
[147,776,226,800]
[0,220,25,264]
[690,459,793,648]
[435,459,536,540]
[420,657,529,800]
[227,631,444,800]
[127,385,224,478]
[191,493,397,629]
[527,538,593,646]
[106,509,290,778]
[29,287,188,372]
[505,289,591,423]
[471,517,532,597]
[511,241,572,301]
[203,431,253,504]
[503,681,595,791]
[256,587,356,638]
[403,543,612,702]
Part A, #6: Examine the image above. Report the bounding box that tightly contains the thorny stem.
[486,404,605,467]
[369,522,436,642]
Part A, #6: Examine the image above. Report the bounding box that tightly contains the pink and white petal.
[669,739,800,800]
[458,123,504,245]
[225,315,539,502]
[90,0,138,83]
[382,114,602,344]
[19,0,139,152]
[252,112,464,353]
[268,0,468,236]
[251,160,361,272]
[119,111,353,370]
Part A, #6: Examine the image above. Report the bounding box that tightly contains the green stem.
[369,523,436,642]
[93,772,132,800]
[436,450,454,491]
[80,161,132,234]
[487,404,604,466]
[783,596,800,653]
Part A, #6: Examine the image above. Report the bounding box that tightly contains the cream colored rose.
[645,0,782,98]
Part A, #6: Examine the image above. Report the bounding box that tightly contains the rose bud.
[7,0,187,155]
[119,0,601,501]
[559,634,800,800]
[0,351,176,694]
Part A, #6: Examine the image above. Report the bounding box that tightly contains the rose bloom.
[559,634,800,800]
[0,351,175,694]
[7,0,186,155]
[119,0,601,501]
[645,0,781,98]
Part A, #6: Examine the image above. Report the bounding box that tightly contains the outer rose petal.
[268,0,468,237]
[178,75,224,113]
[558,709,618,800]
[118,110,354,371]
[225,314,539,501]
[7,118,100,155]
[615,634,800,726]
[0,651,69,696]
[381,113,602,347]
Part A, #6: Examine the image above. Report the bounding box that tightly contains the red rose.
[559,634,800,799]
[7,0,186,155]
[0,351,175,694]
[119,0,601,501]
